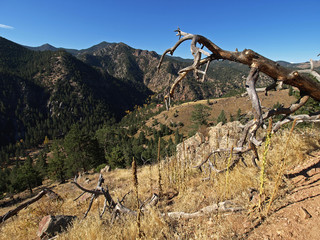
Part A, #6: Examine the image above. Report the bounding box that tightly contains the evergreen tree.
[174,128,183,145]
[106,145,126,169]
[35,151,48,178]
[288,86,294,96]
[190,104,211,126]
[19,156,42,194]
[9,156,42,194]
[137,131,146,145]
[236,108,242,121]
[48,140,67,183]
[166,137,176,156]
[63,124,105,176]
[217,110,227,124]
[0,168,9,194]
[229,113,234,122]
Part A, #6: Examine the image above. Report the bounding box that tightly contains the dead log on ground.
[0,188,62,223]
[72,175,242,221]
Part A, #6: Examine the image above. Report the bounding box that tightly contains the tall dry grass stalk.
[265,119,297,215]
[2,124,320,240]
[149,163,153,194]
[157,137,163,200]
[132,158,142,238]
[259,118,273,211]
[225,145,234,199]
[181,140,186,189]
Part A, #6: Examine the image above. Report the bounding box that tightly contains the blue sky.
[1,0,319,63]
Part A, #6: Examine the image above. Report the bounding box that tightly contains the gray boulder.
[37,215,76,239]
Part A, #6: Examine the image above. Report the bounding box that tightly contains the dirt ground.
[241,150,320,240]
[1,151,320,239]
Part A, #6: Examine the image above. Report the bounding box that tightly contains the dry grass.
[145,89,295,137]
[0,125,319,239]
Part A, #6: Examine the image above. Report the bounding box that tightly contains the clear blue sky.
[1,0,319,63]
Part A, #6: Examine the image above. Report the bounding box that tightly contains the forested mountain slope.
[0,37,151,149]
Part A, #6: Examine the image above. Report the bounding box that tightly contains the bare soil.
[242,150,320,240]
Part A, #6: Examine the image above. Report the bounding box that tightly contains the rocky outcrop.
[37,215,77,239]
[176,121,244,166]
[76,42,269,101]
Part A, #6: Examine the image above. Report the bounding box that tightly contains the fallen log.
[0,188,62,223]
[72,174,243,221]
[166,201,243,219]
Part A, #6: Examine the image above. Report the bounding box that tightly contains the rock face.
[76,41,271,101]
[176,121,244,166]
[100,164,111,173]
[37,215,77,239]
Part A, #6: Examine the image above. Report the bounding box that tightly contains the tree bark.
[158,29,320,101]
[158,29,320,172]
[0,189,61,223]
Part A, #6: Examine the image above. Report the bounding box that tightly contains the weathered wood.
[73,174,243,222]
[297,59,320,82]
[0,189,61,223]
[166,201,243,219]
[158,29,320,101]
[159,29,320,173]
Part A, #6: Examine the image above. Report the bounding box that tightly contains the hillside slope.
[143,89,296,137]
[0,121,319,239]
[0,37,151,148]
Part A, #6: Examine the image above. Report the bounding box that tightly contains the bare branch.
[157,34,194,72]
[263,95,310,121]
[297,59,320,82]
[158,30,320,101]
[0,189,61,223]
[71,181,103,196]
[272,112,320,132]
[166,201,243,219]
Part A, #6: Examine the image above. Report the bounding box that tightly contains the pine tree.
[236,108,242,121]
[48,140,67,183]
[229,113,234,122]
[288,86,294,96]
[20,156,42,194]
[174,128,183,145]
[63,124,105,176]
[217,110,227,124]
[190,104,211,126]
[35,151,48,177]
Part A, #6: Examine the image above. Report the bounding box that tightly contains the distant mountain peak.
[82,41,113,53]
[41,43,54,48]
[27,43,57,52]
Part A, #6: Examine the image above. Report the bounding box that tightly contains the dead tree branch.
[158,29,320,101]
[73,174,242,221]
[159,29,320,172]
[0,188,62,223]
[297,59,320,82]
[166,200,243,219]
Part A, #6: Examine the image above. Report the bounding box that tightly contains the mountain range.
[0,36,318,149]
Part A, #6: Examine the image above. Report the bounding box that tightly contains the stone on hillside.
[176,121,244,166]
[100,165,111,173]
[208,121,244,149]
[84,178,91,184]
[37,215,76,239]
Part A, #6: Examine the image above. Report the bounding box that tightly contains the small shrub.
[95,163,107,173]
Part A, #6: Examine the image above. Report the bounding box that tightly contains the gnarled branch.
[0,188,62,223]
[297,59,320,82]
[158,29,320,101]
[159,29,320,173]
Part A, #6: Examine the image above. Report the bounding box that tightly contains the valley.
[0,35,319,239]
